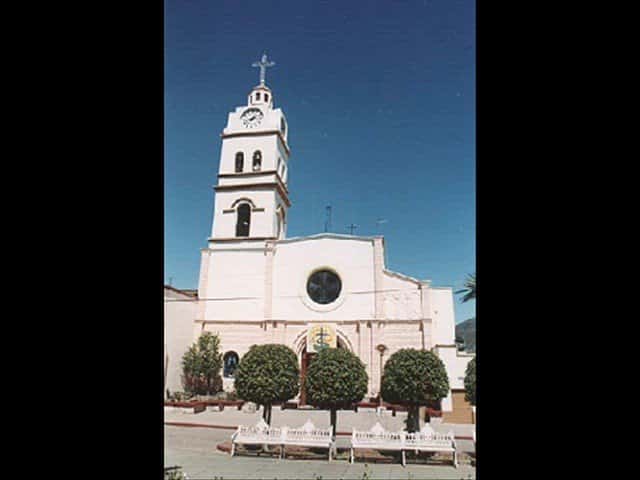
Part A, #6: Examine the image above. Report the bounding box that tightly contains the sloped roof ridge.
[164,285,198,298]
[383,269,428,286]
[276,232,383,243]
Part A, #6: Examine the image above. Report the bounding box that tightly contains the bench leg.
[401,450,406,467]
[329,446,332,462]
[453,449,458,468]
[279,445,283,460]
[350,448,354,464]
[231,443,235,457]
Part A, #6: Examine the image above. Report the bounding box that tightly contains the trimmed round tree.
[464,356,476,406]
[234,344,300,425]
[304,348,368,440]
[181,332,223,396]
[381,349,450,432]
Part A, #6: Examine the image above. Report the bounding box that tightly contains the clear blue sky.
[165,0,475,323]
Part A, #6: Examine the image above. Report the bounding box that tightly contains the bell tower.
[209,53,291,243]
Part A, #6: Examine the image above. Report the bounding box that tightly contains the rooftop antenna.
[324,205,332,232]
[346,223,359,235]
[375,218,388,233]
[168,276,173,286]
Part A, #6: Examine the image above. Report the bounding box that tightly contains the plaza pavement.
[164,408,476,479]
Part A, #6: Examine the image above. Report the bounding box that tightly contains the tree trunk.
[407,405,420,433]
[261,403,273,453]
[330,408,337,442]
[262,403,272,425]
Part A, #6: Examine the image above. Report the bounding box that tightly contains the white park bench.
[282,419,334,461]
[350,422,457,467]
[231,419,334,461]
[230,418,283,457]
[350,422,407,465]
[405,423,457,467]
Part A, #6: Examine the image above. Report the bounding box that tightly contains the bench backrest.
[284,427,332,442]
[234,419,332,444]
[351,422,456,447]
[353,430,405,444]
[235,424,283,441]
[234,418,281,441]
[352,422,405,445]
[405,431,454,447]
[284,419,332,442]
[405,423,454,447]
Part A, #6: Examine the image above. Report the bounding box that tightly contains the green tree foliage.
[455,273,476,303]
[181,332,223,396]
[464,356,476,406]
[234,344,300,425]
[304,348,368,440]
[381,349,450,432]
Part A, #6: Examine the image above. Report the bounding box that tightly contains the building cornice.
[214,182,291,207]
[207,236,277,243]
[195,318,428,324]
[195,319,265,324]
[218,169,287,187]
[220,129,291,156]
[217,170,289,195]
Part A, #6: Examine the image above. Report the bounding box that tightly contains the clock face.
[241,108,263,128]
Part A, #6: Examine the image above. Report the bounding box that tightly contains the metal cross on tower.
[252,52,275,86]
[346,223,359,235]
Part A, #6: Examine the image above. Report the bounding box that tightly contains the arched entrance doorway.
[297,334,350,405]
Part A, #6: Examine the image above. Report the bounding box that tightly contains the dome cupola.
[248,85,273,109]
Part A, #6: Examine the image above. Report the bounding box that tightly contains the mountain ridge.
[455,317,476,353]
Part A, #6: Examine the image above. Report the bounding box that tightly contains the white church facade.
[165,56,474,421]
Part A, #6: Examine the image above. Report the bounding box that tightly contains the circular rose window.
[306,270,342,305]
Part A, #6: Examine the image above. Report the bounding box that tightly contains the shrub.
[226,390,238,401]
[164,466,188,480]
[181,332,223,396]
[234,344,300,424]
[464,357,476,406]
[304,348,368,439]
[381,349,449,432]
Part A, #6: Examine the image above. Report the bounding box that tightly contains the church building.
[166,55,474,422]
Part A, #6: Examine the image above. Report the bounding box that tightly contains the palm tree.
[455,273,476,303]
